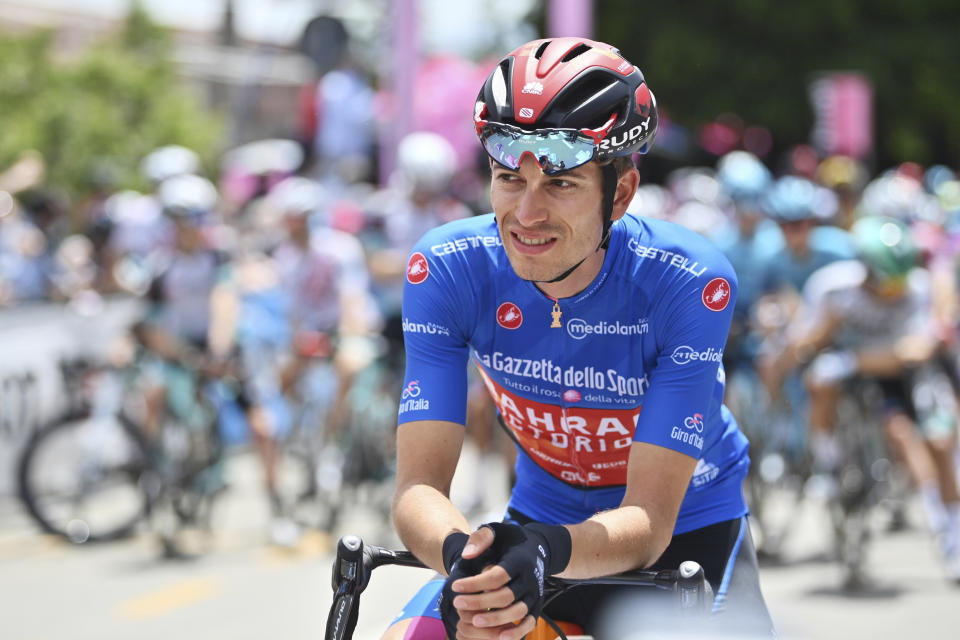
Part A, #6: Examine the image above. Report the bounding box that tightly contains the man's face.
[490,156,605,283]
[173,218,203,251]
[866,273,908,300]
[778,218,813,255]
[283,212,309,242]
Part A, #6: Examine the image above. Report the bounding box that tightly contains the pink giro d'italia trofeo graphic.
[496,302,523,330]
[701,277,731,312]
[406,252,429,284]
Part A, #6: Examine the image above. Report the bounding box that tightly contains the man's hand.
[441,526,535,640]
[439,523,571,639]
[894,334,936,368]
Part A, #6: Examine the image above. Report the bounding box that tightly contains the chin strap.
[530,163,619,284]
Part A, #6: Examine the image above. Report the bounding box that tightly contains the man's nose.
[513,187,549,227]
[513,158,549,227]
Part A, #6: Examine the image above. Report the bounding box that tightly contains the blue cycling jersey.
[399,213,749,534]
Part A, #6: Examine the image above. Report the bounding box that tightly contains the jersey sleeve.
[633,256,738,459]
[397,238,473,427]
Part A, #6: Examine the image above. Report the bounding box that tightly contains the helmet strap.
[598,162,619,250]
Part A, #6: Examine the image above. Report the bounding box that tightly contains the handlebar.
[324,534,712,640]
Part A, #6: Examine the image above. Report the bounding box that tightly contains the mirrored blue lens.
[480,126,596,174]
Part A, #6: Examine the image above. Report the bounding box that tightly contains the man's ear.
[610,167,641,222]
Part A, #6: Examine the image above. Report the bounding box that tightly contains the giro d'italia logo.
[702,277,731,312]
[496,302,523,330]
[406,252,429,284]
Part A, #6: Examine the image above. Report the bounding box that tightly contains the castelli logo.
[496,302,523,330]
[406,252,429,284]
[702,277,731,312]
[521,82,544,95]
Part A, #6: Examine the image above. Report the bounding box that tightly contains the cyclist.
[368,131,472,367]
[768,216,960,581]
[712,151,780,369]
[384,38,774,639]
[760,175,853,298]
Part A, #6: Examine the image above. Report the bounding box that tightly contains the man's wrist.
[441,531,469,574]
[523,522,572,575]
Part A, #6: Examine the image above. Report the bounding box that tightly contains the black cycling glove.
[442,531,469,574]
[438,531,502,639]
[438,521,572,638]
[484,522,572,620]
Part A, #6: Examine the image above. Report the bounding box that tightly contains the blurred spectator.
[366,131,470,363]
[297,16,376,190]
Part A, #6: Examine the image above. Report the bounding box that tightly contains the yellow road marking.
[261,529,332,565]
[115,577,221,619]
[0,533,67,560]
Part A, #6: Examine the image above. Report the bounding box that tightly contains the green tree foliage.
[0,4,222,205]
[596,0,960,168]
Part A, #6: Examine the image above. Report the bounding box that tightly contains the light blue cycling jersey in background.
[398,213,750,534]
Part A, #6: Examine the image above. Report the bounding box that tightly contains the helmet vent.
[553,70,619,114]
[534,41,551,59]
[561,43,592,62]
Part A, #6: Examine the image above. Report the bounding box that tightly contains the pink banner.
[547,0,594,38]
[810,72,874,159]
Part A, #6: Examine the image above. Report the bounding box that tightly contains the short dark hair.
[603,155,636,178]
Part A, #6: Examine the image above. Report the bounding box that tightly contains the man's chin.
[506,255,563,283]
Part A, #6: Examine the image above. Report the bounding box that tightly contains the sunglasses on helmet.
[475,105,615,175]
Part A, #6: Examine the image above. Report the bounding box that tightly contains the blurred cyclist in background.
[765,216,960,582]
[760,175,853,298]
[270,176,379,439]
[367,131,471,366]
[712,151,780,372]
[136,173,228,436]
[816,155,869,231]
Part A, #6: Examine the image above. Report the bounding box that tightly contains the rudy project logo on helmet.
[701,277,731,312]
[497,302,523,330]
[598,117,651,153]
[670,345,723,366]
[566,317,649,340]
[521,82,544,95]
[406,252,429,284]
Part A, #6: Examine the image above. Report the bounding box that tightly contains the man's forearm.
[393,483,471,574]
[558,505,667,579]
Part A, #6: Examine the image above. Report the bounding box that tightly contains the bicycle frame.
[324,534,711,640]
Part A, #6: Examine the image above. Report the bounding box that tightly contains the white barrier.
[0,296,144,495]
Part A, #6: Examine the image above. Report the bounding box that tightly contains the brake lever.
[331,534,364,593]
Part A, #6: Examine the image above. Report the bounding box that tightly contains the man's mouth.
[515,234,552,246]
[510,231,557,254]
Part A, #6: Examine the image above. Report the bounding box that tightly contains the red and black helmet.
[475,37,658,168]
